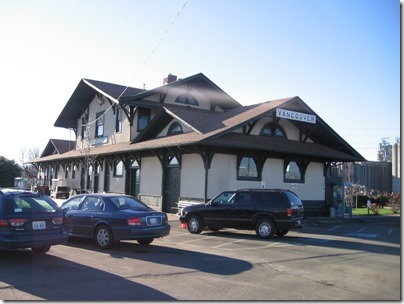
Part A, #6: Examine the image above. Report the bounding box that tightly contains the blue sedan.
[61,194,170,249]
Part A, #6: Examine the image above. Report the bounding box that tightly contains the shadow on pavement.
[0,249,175,301]
[65,237,253,275]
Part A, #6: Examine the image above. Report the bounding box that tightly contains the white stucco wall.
[109,176,125,194]
[204,154,325,201]
[261,159,325,200]
[139,157,163,195]
[207,154,261,198]
[180,154,205,198]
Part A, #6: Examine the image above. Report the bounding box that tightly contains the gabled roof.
[133,96,365,161]
[34,74,365,164]
[40,139,75,158]
[120,73,242,110]
[54,79,144,129]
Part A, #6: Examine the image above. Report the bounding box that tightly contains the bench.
[171,197,206,214]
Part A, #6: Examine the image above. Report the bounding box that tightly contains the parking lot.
[0,213,400,301]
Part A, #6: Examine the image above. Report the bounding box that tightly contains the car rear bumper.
[112,225,171,241]
[0,230,68,250]
[276,218,306,230]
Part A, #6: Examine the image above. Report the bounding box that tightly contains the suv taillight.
[287,208,292,216]
[0,219,9,227]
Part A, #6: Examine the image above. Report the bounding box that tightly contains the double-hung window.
[115,107,122,133]
[95,111,105,138]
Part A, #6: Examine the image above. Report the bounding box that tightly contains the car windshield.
[110,196,150,210]
[211,191,236,205]
[6,195,58,214]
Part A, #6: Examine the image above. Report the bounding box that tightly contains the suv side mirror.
[211,200,219,206]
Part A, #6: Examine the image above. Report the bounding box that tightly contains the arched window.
[260,122,286,138]
[167,122,183,136]
[284,160,306,183]
[114,160,124,177]
[175,94,198,106]
[237,156,260,181]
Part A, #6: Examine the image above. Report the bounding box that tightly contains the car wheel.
[255,218,276,239]
[31,245,51,254]
[187,215,203,234]
[276,229,289,237]
[95,225,114,249]
[137,238,154,245]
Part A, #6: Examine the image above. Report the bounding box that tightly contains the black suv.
[0,188,68,253]
[179,189,305,239]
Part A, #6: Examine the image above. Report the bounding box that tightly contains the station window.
[114,160,124,177]
[167,122,183,136]
[95,111,105,138]
[175,94,199,106]
[115,107,122,133]
[260,122,286,138]
[284,160,304,183]
[138,108,151,131]
[237,156,260,181]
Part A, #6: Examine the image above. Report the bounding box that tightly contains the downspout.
[204,162,209,203]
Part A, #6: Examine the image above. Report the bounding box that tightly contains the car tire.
[137,238,154,245]
[187,215,203,234]
[31,245,51,254]
[95,225,114,249]
[255,218,276,239]
[276,229,289,237]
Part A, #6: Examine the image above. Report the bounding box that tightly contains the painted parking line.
[345,233,378,238]
[301,237,331,243]
[328,225,341,231]
[212,239,244,248]
[357,227,366,233]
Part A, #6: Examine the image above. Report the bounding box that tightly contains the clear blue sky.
[0,0,400,163]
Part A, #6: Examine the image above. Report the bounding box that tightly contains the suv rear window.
[284,191,303,207]
[6,195,58,214]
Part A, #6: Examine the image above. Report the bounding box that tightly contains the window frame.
[115,107,122,133]
[137,108,151,132]
[175,93,199,106]
[237,156,261,181]
[113,160,124,177]
[81,114,88,140]
[167,122,183,136]
[95,111,105,138]
[260,122,287,138]
[284,160,305,183]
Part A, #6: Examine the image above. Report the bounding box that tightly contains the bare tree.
[19,147,41,183]
[79,114,98,192]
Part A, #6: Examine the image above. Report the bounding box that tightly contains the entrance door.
[93,166,99,193]
[163,166,180,213]
[129,168,140,198]
[104,164,110,193]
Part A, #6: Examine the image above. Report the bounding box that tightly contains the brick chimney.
[163,74,177,85]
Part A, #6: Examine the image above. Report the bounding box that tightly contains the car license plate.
[148,217,160,226]
[32,221,46,230]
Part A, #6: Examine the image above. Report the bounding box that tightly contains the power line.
[117,0,190,100]
[82,0,190,128]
